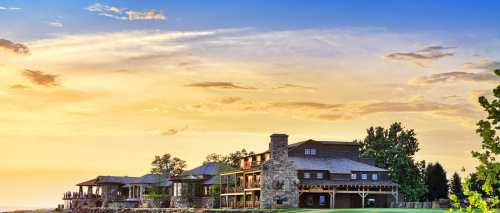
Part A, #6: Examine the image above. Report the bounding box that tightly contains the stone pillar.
[260,134,299,209]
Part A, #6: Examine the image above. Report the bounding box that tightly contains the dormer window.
[305,148,317,156]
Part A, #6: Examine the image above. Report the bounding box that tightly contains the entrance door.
[299,193,330,208]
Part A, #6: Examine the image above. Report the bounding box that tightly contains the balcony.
[221,185,244,194]
[245,182,261,189]
[242,161,263,169]
[63,191,101,200]
[221,200,260,208]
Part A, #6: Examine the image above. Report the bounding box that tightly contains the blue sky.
[2,0,500,40]
[1,0,500,210]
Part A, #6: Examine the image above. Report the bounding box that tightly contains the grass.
[276,209,449,213]
[277,209,500,213]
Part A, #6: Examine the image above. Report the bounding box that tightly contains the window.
[316,172,324,179]
[305,148,317,156]
[361,173,368,180]
[303,172,311,179]
[372,173,378,181]
[173,183,182,196]
[351,173,357,180]
[319,195,327,206]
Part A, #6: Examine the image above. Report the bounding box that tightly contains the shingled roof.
[183,162,234,176]
[95,176,138,184]
[289,157,387,174]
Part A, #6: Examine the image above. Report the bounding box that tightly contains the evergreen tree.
[450,172,464,200]
[424,162,449,201]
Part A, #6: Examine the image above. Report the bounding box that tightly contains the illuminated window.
[316,172,324,179]
[304,172,311,179]
[305,148,317,155]
[361,173,368,180]
[351,173,357,180]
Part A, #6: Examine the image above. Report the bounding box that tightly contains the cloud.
[185,82,256,90]
[272,83,316,92]
[48,21,63,28]
[21,69,59,86]
[464,60,500,70]
[125,10,166,21]
[0,39,30,56]
[264,101,342,110]
[213,96,242,104]
[0,6,21,10]
[161,126,188,136]
[9,84,29,89]
[410,71,499,85]
[85,3,166,21]
[384,45,454,67]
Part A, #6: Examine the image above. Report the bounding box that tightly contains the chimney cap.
[270,133,288,138]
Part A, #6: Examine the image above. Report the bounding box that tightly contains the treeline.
[356,122,472,202]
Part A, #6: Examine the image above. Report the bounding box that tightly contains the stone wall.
[170,197,215,209]
[260,134,299,209]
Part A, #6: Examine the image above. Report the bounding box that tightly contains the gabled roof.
[289,157,387,174]
[76,178,97,186]
[96,176,139,185]
[183,162,234,176]
[255,139,359,155]
[203,175,220,185]
[289,139,359,147]
[130,174,172,187]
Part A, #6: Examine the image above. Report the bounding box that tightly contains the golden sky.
[1,26,499,210]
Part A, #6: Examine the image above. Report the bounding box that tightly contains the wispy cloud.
[85,3,166,21]
[0,6,21,10]
[9,84,29,89]
[185,82,256,90]
[384,45,454,67]
[21,69,59,86]
[464,60,500,70]
[410,71,499,85]
[0,39,30,56]
[161,126,188,136]
[47,21,63,28]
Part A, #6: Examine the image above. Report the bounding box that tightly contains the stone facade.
[260,134,299,208]
[170,197,215,208]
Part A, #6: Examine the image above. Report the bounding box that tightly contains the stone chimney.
[261,133,299,208]
[269,133,288,162]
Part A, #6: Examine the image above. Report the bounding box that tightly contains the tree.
[424,162,449,201]
[203,149,254,168]
[450,69,500,213]
[450,172,464,201]
[151,153,187,177]
[358,122,427,201]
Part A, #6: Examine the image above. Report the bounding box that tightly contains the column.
[140,185,144,200]
[128,186,132,199]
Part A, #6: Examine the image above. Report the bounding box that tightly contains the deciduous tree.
[151,153,187,177]
[358,122,427,201]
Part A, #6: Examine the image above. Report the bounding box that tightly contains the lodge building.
[219,134,399,209]
[62,133,398,210]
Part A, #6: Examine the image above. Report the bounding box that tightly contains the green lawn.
[276,209,449,213]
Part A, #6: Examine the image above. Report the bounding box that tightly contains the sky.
[1,0,500,211]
